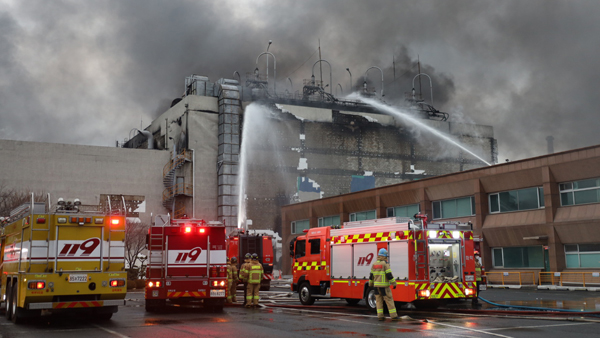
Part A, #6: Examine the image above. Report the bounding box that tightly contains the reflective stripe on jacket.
[475,260,482,281]
[370,258,393,287]
[227,263,238,283]
[239,261,251,282]
[248,261,264,284]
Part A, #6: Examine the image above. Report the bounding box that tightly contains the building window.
[565,244,600,268]
[318,215,341,227]
[291,219,310,234]
[349,210,376,222]
[386,204,420,218]
[432,196,475,219]
[560,178,600,206]
[488,187,544,213]
[492,246,544,268]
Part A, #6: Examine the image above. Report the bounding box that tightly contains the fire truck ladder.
[148,215,169,278]
[105,195,126,271]
[27,193,51,272]
[413,224,429,282]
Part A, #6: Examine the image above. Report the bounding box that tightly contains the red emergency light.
[111,218,120,225]
[198,228,206,234]
[184,226,192,233]
[28,281,45,289]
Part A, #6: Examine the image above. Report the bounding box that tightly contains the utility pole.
[393,55,396,81]
[318,39,323,89]
[418,55,422,100]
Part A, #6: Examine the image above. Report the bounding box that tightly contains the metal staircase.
[162,149,192,209]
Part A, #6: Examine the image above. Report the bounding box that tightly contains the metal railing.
[539,272,600,287]
[163,149,192,179]
[162,183,193,203]
[486,271,537,285]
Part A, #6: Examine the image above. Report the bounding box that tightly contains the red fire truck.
[290,215,478,309]
[145,216,228,312]
[226,230,274,291]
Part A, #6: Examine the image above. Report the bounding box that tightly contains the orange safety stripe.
[166,291,207,298]
[53,301,103,309]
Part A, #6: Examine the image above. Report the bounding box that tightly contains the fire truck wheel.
[96,312,113,320]
[298,282,315,306]
[345,298,360,306]
[5,282,13,319]
[145,299,166,312]
[364,287,377,312]
[10,283,25,324]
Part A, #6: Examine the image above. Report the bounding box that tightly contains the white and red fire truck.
[226,230,275,291]
[145,216,228,312]
[0,195,127,323]
[290,215,478,309]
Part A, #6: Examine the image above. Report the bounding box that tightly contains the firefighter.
[227,257,239,304]
[246,253,264,308]
[473,251,483,306]
[369,248,399,321]
[239,253,252,306]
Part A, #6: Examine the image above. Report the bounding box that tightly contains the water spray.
[349,94,492,166]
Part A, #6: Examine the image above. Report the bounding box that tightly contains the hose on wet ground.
[477,296,600,316]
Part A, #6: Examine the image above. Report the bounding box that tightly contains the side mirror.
[289,239,296,258]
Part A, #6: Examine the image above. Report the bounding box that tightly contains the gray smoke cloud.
[1,0,599,161]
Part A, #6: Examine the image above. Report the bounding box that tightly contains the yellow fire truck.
[0,195,127,323]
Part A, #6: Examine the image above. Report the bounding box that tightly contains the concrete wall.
[0,140,169,224]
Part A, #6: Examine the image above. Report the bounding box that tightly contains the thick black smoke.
[1,0,600,161]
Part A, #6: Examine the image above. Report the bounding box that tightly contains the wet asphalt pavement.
[1,282,599,337]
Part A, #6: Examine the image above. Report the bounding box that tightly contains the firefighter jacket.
[227,262,239,284]
[239,259,252,282]
[475,259,482,281]
[247,260,264,284]
[369,256,397,288]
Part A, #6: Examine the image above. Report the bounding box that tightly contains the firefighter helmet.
[474,251,480,256]
[231,257,237,263]
[251,253,259,259]
[378,248,388,257]
[245,253,252,259]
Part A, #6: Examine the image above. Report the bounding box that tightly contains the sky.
[1,0,599,162]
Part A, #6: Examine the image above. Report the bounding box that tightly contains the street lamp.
[256,52,277,94]
[346,68,352,93]
[266,40,272,86]
[412,73,433,106]
[337,83,343,96]
[312,59,333,94]
[287,77,293,92]
[364,66,384,97]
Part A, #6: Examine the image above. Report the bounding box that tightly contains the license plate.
[210,289,225,297]
[69,274,88,283]
[479,284,487,291]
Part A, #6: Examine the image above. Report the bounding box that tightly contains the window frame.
[386,204,420,218]
[564,244,600,268]
[559,178,600,207]
[491,246,545,268]
[431,196,475,220]
[349,210,376,222]
[318,215,341,228]
[488,187,545,214]
[291,219,310,234]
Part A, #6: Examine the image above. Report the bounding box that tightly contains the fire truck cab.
[290,215,478,309]
[145,216,228,312]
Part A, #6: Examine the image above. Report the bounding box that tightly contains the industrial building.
[281,144,600,276]
[1,71,496,253]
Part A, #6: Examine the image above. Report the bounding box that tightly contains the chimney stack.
[546,136,555,154]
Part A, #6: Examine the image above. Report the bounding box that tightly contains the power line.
[283,48,319,79]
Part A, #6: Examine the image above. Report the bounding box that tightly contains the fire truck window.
[309,239,321,255]
[295,239,306,258]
